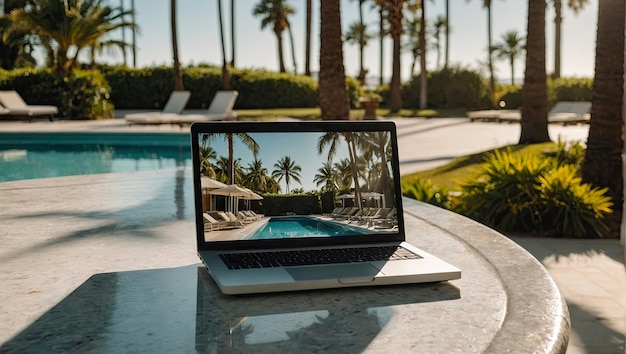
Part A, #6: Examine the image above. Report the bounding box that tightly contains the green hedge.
[0,68,113,119]
[102,66,321,109]
[494,77,593,110]
[398,67,492,110]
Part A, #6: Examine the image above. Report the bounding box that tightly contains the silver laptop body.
[190,121,460,294]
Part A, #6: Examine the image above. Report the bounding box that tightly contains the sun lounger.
[167,90,239,125]
[547,101,591,125]
[467,109,518,122]
[203,213,242,231]
[208,211,244,228]
[0,90,58,122]
[125,90,191,125]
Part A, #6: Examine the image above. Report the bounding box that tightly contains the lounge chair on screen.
[0,90,58,122]
[125,90,191,125]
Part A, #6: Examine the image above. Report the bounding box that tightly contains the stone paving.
[0,116,624,353]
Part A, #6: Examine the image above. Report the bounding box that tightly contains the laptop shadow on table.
[1,265,460,353]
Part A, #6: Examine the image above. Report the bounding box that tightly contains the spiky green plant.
[402,178,449,209]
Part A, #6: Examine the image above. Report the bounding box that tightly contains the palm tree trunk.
[217,0,231,89]
[319,0,350,120]
[305,0,312,76]
[287,20,297,74]
[581,0,625,237]
[486,4,495,103]
[230,0,236,67]
[275,28,287,73]
[553,0,562,78]
[131,0,137,67]
[120,0,127,66]
[519,0,549,144]
[419,0,427,109]
[444,0,450,68]
[171,0,184,90]
[388,0,403,113]
[379,6,384,86]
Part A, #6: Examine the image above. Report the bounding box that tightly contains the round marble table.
[0,170,569,353]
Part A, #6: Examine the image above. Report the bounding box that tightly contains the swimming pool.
[0,132,191,182]
[249,216,371,239]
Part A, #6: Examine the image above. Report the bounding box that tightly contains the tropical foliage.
[6,0,135,75]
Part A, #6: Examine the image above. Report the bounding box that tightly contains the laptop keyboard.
[219,246,422,270]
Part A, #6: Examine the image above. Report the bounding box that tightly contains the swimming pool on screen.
[248,216,372,240]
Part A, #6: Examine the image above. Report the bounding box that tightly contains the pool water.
[249,216,371,239]
[0,132,191,182]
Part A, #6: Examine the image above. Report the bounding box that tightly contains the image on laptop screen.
[193,124,402,244]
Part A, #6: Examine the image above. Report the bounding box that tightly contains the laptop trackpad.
[287,263,379,282]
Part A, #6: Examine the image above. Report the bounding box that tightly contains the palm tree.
[376,0,405,113]
[432,15,447,69]
[272,156,302,193]
[360,131,394,207]
[130,0,136,67]
[404,12,420,76]
[170,0,183,90]
[319,0,350,120]
[344,21,374,84]
[519,0,550,144]
[492,30,525,85]
[550,0,588,78]
[418,0,427,109]
[304,0,312,76]
[581,0,624,236]
[201,133,259,185]
[314,161,339,193]
[444,0,450,68]
[286,18,297,73]
[243,158,271,192]
[216,0,231,89]
[252,0,295,73]
[334,158,353,193]
[8,0,135,75]
[471,0,497,103]
[377,5,385,86]
[230,0,236,67]
[199,143,218,178]
[318,132,363,209]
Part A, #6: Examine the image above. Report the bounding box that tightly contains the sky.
[204,131,351,193]
[99,0,599,84]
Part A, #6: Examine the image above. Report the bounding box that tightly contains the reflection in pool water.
[249,216,371,239]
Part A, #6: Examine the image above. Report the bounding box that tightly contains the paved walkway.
[0,116,624,353]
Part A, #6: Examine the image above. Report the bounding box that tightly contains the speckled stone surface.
[0,169,569,353]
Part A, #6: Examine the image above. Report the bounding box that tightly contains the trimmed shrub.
[401,67,491,110]
[402,178,450,209]
[0,68,113,119]
[256,194,321,216]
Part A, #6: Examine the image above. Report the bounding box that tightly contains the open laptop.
[190,120,460,294]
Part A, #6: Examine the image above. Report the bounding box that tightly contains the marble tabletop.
[0,169,569,353]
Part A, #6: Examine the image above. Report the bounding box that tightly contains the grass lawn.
[400,142,557,192]
[236,107,469,120]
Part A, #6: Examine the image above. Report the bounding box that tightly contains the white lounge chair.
[0,90,58,121]
[547,101,591,125]
[169,90,239,125]
[125,90,191,125]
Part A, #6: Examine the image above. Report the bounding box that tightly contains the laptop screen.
[191,121,405,250]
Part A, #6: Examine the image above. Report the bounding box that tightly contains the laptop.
[190,120,461,294]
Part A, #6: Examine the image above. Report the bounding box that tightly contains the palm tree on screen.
[314,161,339,193]
[252,0,295,73]
[201,133,259,185]
[243,158,271,192]
[272,156,302,194]
[318,132,363,209]
[492,30,525,85]
[199,144,218,178]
